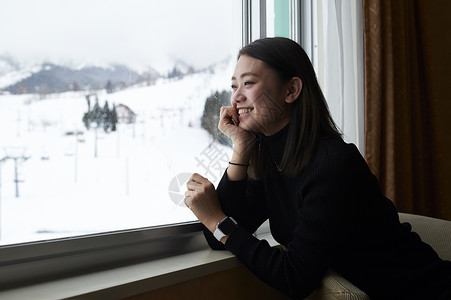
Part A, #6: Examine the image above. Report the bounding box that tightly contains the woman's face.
[231,55,293,136]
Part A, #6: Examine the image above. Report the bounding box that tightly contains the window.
[0,0,243,288]
[0,0,364,291]
[0,0,239,246]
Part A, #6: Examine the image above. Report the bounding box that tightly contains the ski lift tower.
[2,147,30,198]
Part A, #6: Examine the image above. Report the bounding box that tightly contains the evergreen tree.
[83,95,92,130]
[168,66,183,79]
[105,80,113,94]
[82,96,118,133]
[92,102,102,128]
[111,104,118,131]
[102,101,111,132]
[82,111,90,130]
[72,81,81,91]
[201,90,232,147]
[85,95,91,110]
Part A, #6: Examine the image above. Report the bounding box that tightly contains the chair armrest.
[398,212,451,261]
[305,269,370,300]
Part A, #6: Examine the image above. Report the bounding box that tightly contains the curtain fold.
[321,0,365,152]
[363,0,451,220]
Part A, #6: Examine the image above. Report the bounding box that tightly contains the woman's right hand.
[218,107,255,181]
[218,106,255,149]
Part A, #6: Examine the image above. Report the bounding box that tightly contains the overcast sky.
[0,0,237,72]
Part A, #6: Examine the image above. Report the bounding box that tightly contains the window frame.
[0,222,205,289]
[0,0,294,290]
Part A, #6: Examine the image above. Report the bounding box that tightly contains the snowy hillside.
[0,58,235,245]
[0,55,162,94]
[0,55,39,90]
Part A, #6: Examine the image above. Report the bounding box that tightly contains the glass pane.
[266,0,290,38]
[0,0,237,245]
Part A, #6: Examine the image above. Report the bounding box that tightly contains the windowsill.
[0,233,277,300]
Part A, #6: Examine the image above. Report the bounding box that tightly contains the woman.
[184,37,451,299]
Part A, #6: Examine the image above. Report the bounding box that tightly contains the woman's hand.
[185,173,226,233]
[218,106,255,151]
[218,106,256,181]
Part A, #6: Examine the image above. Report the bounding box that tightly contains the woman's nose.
[232,92,245,106]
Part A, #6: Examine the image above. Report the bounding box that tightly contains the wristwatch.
[213,216,238,241]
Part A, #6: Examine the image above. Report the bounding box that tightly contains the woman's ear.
[285,77,303,104]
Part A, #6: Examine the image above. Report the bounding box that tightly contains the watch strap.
[213,216,237,241]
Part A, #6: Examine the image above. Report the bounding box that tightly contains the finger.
[220,106,239,125]
[186,180,198,191]
[189,173,206,184]
[230,108,239,125]
[186,174,201,190]
[220,106,235,117]
[184,191,193,207]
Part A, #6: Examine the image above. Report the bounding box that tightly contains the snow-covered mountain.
[0,55,208,95]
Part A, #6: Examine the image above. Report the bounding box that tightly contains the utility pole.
[8,156,29,198]
[2,147,30,242]
[2,147,29,198]
[9,156,30,198]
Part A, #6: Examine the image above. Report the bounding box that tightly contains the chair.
[305,213,451,300]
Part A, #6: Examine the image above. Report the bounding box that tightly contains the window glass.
[0,0,237,245]
[265,0,290,38]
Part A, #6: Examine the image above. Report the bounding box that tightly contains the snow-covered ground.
[0,61,234,245]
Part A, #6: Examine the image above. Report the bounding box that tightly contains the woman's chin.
[239,121,261,134]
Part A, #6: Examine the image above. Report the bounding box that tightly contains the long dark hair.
[239,37,341,178]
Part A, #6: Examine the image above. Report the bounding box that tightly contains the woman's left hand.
[185,173,226,233]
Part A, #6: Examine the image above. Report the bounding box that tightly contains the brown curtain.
[363,0,451,220]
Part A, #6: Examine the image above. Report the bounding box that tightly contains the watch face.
[218,217,237,235]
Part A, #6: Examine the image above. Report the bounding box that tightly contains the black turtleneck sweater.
[204,126,451,299]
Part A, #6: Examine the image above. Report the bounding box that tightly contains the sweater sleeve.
[203,169,269,250]
[222,146,366,299]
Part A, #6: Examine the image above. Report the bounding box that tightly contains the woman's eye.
[231,81,254,89]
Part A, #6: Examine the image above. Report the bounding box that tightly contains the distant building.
[116,104,137,124]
